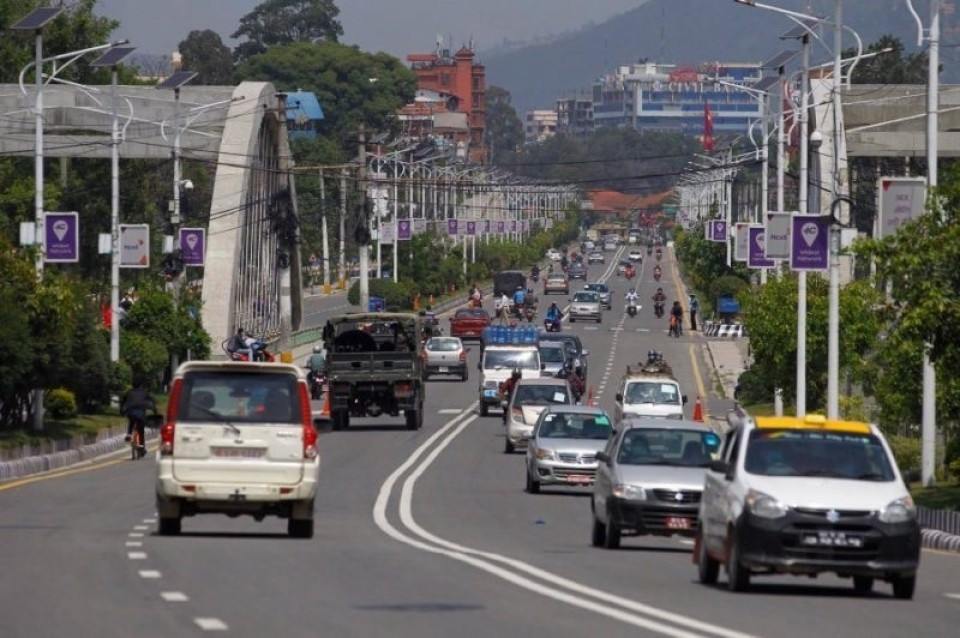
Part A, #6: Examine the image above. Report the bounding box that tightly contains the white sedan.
[546,248,562,261]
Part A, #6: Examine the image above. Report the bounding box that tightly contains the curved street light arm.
[904,0,926,46]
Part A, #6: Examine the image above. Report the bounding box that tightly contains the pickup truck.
[322,313,425,430]
[449,307,491,341]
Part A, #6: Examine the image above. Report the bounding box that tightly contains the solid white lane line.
[438,409,463,415]
[393,413,756,638]
[128,532,144,538]
[945,593,960,601]
[138,570,161,579]
[161,592,189,602]
[125,541,143,548]
[194,618,228,631]
[127,552,147,560]
[142,518,156,524]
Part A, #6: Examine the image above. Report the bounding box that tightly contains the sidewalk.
[703,340,750,401]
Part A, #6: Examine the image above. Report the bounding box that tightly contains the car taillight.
[160,379,183,455]
[298,382,319,459]
[394,382,414,398]
[459,350,466,363]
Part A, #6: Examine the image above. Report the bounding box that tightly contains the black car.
[567,261,588,280]
[540,332,588,381]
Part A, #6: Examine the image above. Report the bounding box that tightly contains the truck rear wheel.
[405,406,423,430]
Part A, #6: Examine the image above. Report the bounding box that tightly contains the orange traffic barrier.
[318,384,331,420]
[692,395,704,422]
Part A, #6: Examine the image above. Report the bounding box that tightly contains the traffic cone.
[692,395,704,422]
[319,384,331,420]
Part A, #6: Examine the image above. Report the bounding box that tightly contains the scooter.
[626,302,638,318]
[226,338,275,363]
[653,269,661,282]
[654,301,664,319]
[543,316,562,332]
[558,362,586,403]
[307,370,325,400]
[625,267,635,280]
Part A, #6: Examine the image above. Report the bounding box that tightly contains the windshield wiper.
[795,469,845,478]
[190,402,242,435]
[855,472,890,481]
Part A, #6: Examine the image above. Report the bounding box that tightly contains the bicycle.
[129,413,163,460]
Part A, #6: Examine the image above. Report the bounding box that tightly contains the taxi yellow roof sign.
[754,414,871,434]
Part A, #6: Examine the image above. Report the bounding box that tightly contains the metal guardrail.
[918,506,960,535]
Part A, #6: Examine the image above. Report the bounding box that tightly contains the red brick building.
[404,43,486,163]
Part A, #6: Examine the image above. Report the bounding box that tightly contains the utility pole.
[796,31,811,418]
[827,0,844,420]
[357,124,370,311]
[339,168,347,289]
[319,169,331,292]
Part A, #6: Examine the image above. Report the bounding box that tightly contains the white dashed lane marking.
[142,518,156,524]
[195,618,229,631]
[138,570,162,579]
[125,541,142,548]
[945,593,960,601]
[128,532,144,538]
[161,591,189,602]
[133,525,148,531]
[127,552,147,560]
[438,409,463,415]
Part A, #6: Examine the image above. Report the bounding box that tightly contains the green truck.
[321,313,425,430]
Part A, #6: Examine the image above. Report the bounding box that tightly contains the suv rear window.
[177,371,302,424]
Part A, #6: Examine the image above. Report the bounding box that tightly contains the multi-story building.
[404,41,486,162]
[556,96,593,137]
[591,61,762,135]
[525,109,558,144]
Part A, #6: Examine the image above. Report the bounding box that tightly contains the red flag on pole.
[703,101,715,152]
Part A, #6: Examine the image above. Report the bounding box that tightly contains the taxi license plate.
[566,475,592,484]
[211,447,265,459]
[438,366,449,373]
[665,516,691,530]
[802,532,863,548]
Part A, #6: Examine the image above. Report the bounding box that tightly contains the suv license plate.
[665,517,690,530]
[212,447,265,459]
[438,366,449,373]
[802,532,863,548]
[567,475,591,484]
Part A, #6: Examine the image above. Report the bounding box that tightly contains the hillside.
[483,0,931,114]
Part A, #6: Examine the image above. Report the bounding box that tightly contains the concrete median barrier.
[0,431,157,482]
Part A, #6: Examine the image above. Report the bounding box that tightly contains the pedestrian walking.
[689,294,699,331]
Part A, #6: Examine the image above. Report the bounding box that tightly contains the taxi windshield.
[745,429,896,481]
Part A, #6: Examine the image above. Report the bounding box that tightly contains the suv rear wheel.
[591,517,605,547]
[158,516,181,536]
[288,518,314,539]
[726,532,751,592]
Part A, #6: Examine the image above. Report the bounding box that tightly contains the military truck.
[322,313,425,430]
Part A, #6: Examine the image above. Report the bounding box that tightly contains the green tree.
[674,222,750,295]
[232,0,343,63]
[235,41,416,151]
[485,85,524,164]
[178,29,235,85]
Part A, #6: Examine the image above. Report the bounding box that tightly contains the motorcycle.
[669,314,683,338]
[654,301,665,318]
[226,337,275,363]
[524,305,537,323]
[531,270,540,283]
[625,266,635,280]
[558,363,586,403]
[307,369,326,400]
[543,316,562,332]
[656,250,662,262]
[626,302,638,318]
[653,269,661,282]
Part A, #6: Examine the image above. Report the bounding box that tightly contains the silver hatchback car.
[525,406,614,493]
[591,418,722,549]
[568,290,602,323]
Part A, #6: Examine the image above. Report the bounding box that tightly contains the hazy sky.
[96,0,643,59]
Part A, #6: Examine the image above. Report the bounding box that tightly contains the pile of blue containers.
[481,325,539,346]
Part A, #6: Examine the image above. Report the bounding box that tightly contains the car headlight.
[612,484,646,501]
[746,489,789,519]
[878,496,916,523]
[535,448,555,460]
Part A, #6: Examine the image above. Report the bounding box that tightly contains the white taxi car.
[155,361,321,538]
[696,413,920,598]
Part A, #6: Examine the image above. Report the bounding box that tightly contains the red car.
[449,307,491,341]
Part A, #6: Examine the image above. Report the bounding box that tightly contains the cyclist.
[122,379,157,455]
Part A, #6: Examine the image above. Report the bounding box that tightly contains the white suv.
[155,361,321,538]
[696,413,920,598]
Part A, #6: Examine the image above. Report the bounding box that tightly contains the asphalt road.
[2,246,958,637]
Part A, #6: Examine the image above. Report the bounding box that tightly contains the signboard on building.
[764,212,792,260]
[447,219,458,236]
[465,221,476,236]
[878,176,926,238]
[120,224,150,268]
[709,220,727,243]
[482,219,491,235]
[379,221,395,244]
[179,228,205,267]
[747,225,776,269]
[43,212,79,263]
[397,219,412,240]
[790,215,829,271]
[413,218,426,235]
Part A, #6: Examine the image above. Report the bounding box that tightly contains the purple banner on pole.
[509,220,517,233]
[747,225,775,269]
[44,212,79,263]
[790,215,829,271]
[710,220,727,243]
[466,221,476,236]
[496,220,506,235]
[482,219,491,235]
[179,228,205,267]
[447,219,458,236]
[397,219,412,240]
